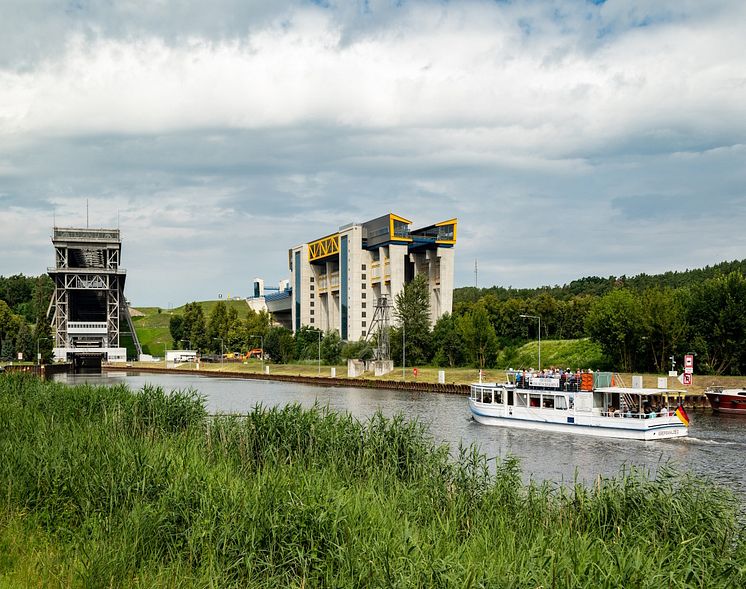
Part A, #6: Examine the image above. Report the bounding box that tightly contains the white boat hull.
[469,399,688,441]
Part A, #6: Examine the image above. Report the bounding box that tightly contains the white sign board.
[684,354,694,374]
[17,352,23,361]
[632,375,643,388]
[678,373,692,385]
[529,377,561,388]
[657,377,668,389]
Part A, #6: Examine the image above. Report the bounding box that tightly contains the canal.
[55,371,746,498]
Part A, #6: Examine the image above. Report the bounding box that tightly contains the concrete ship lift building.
[48,227,141,364]
[289,213,457,341]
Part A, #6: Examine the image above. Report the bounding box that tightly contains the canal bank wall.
[102,365,712,408]
[2,363,72,378]
[103,364,471,395]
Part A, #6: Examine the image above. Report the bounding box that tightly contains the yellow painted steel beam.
[308,233,340,262]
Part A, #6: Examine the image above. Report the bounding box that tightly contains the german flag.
[675,404,690,427]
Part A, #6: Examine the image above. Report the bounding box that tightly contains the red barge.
[705,387,746,414]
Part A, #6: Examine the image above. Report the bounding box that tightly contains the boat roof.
[594,386,685,396]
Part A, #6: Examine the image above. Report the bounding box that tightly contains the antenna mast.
[474,259,478,288]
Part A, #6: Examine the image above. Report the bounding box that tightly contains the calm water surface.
[55,372,746,497]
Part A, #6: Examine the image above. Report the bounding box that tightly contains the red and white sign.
[678,372,692,385]
[17,352,23,361]
[413,367,418,377]
[684,354,694,375]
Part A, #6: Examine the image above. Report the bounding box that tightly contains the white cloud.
[1,1,743,156]
[0,1,745,303]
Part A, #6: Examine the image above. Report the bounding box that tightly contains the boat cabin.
[470,380,684,419]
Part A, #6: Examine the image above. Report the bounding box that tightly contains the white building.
[289,213,457,341]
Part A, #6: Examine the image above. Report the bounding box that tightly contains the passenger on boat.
[624,408,633,418]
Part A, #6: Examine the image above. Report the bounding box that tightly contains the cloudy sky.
[1,0,745,306]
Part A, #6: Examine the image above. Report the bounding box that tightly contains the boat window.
[529,394,541,407]
[556,396,567,411]
[483,391,493,404]
[516,392,528,407]
[494,391,503,404]
[542,396,555,409]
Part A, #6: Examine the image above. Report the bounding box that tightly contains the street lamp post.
[317,330,322,376]
[250,334,264,373]
[520,314,541,371]
[36,337,48,366]
[180,339,191,350]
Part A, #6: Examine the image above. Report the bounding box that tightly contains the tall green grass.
[0,372,743,587]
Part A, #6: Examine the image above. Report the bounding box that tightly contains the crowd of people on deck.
[513,367,594,391]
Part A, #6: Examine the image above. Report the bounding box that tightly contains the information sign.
[684,354,694,375]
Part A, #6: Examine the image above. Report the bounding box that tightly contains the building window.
[362,292,366,298]
[361,330,366,337]
[362,321,366,327]
[310,293,314,299]
[362,264,366,270]
[310,285,314,291]
[362,274,366,280]
[362,302,366,308]
[310,301,314,307]
[310,318,314,324]
[361,283,366,289]
[310,309,314,315]
[362,312,366,318]
[310,277,314,282]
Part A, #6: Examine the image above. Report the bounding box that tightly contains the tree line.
[168,265,746,375]
[6,260,746,375]
[0,274,54,363]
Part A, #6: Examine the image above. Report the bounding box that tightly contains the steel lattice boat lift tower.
[48,227,141,365]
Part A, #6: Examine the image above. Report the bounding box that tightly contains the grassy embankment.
[0,372,743,587]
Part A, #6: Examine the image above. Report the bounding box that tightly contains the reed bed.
[0,372,743,588]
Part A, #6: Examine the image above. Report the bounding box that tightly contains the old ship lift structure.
[48,227,141,365]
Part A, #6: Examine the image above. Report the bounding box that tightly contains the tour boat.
[469,372,689,441]
[704,387,746,415]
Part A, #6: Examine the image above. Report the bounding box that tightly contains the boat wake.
[681,436,743,447]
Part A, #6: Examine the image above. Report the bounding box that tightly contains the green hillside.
[130,300,251,356]
[497,339,607,371]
